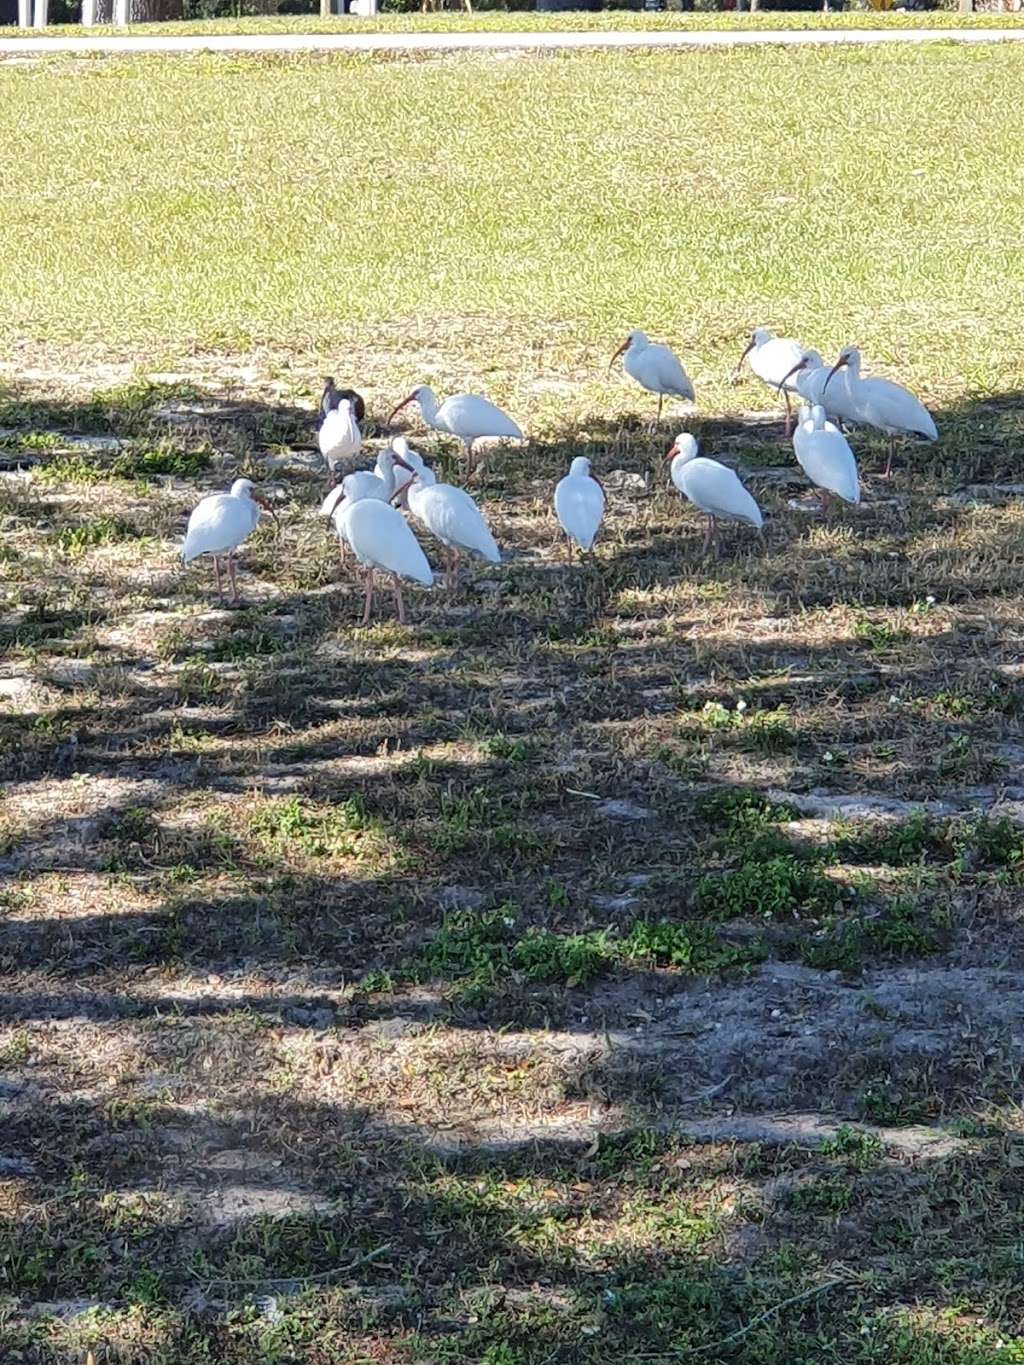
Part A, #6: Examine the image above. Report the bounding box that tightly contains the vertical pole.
[113,0,128,22]
[82,0,96,23]
[320,0,331,16]
[33,0,48,27]
[958,0,974,11]
[18,0,32,25]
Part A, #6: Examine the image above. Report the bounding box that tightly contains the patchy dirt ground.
[1,363,1024,1364]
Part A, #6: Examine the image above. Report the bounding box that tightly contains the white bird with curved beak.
[776,353,858,431]
[334,481,433,627]
[554,456,605,559]
[388,385,523,480]
[182,477,276,604]
[321,446,415,563]
[609,329,694,422]
[793,404,860,513]
[320,445,410,520]
[376,436,423,509]
[823,346,938,477]
[392,454,499,592]
[732,328,820,436]
[664,435,762,556]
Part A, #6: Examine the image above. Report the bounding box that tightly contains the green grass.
[0,41,1022,415]
[397,909,762,1002]
[695,853,839,921]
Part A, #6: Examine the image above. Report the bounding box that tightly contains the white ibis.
[776,353,859,431]
[609,330,694,421]
[793,404,860,513]
[374,437,423,509]
[824,346,938,477]
[664,434,763,555]
[320,376,366,424]
[395,460,499,592]
[318,396,362,479]
[388,386,523,479]
[321,446,416,571]
[554,456,605,558]
[334,495,433,626]
[321,445,409,518]
[181,478,274,603]
[732,329,819,435]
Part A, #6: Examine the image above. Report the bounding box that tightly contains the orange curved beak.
[607,338,629,374]
[387,393,417,425]
[776,358,806,395]
[663,444,679,463]
[823,355,849,394]
[390,456,417,504]
[254,494,280,528]
[730,337,756,384]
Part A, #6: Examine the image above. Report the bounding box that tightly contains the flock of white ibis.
[181,328,940,622]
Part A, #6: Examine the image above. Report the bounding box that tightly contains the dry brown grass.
[1,361,1024,1363]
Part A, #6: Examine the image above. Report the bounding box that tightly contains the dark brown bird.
[320,377,366,425]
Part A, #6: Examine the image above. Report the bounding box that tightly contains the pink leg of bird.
[820,489,833,518]
[228,555,240,605]
[393,573,407,625]
[212,555,224,599]
[337,537,351,576]
[361,569,374,627]
[883,437,897,479]
[702,515,716,557]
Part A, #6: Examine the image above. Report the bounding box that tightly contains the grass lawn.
[1,40,1024,1365]
[4,9,1024,36]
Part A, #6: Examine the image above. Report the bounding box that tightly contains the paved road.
[1,26,1024,54]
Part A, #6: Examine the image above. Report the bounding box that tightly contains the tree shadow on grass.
[0,1078,1021,1363]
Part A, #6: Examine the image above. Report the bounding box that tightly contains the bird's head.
[664,433,698,466]
[569,456,592,478]
[732,328,769,383]
[387,384,434,425]
[232,478,279,525]
[608,329,647,371]
[823,347,857,393]
[394,437,427,475]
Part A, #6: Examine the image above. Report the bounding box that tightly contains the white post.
[82,0,97,22]
[18,0,32,24]
[113,0,129,22]
[33,0,48,26]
